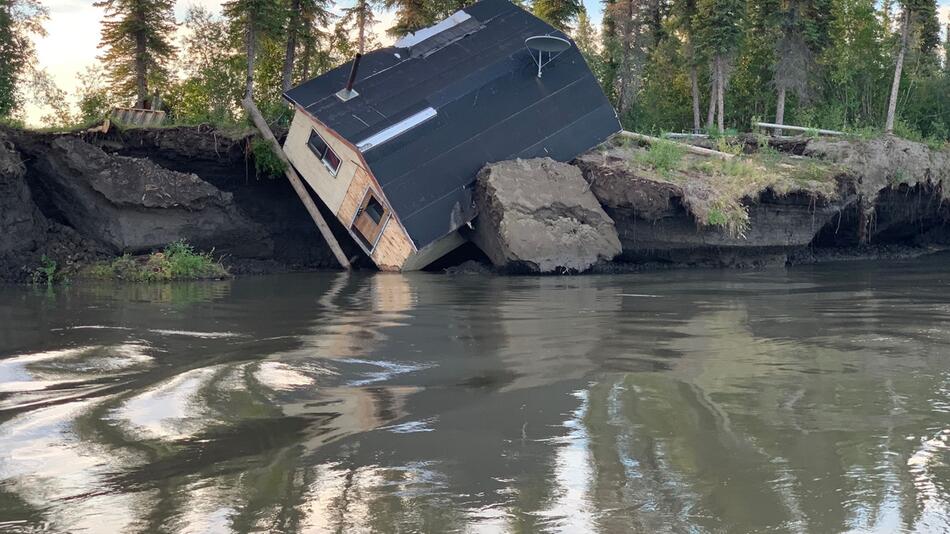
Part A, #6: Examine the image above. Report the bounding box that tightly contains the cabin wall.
[284,109,359,214]
[285,106,425,272]
[339,165,416,271]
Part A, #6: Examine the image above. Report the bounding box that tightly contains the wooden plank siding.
[371,216,417,270]
[284,108,361,214]
[337,165,416,271]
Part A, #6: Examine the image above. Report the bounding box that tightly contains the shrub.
[83,240,229,282]
[30,255,60,286]
[251,137,287,178]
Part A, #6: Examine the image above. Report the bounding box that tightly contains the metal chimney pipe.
[345,53,362,93]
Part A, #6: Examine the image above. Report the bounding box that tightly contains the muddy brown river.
[1,256,950,533]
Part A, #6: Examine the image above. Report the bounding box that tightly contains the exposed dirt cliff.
[574,136,950,267]
[0,126,355,282]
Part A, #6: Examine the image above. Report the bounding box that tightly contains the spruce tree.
[910,0,940,69]
[94,0,177,108]
[533,0,582,31]
[601,0,659,118]
[338,0,381,55]
[574,6,598,60]
[695,0,744,132]
[769,0,830,134]
[385,0,430,36]
[282,0,332,91]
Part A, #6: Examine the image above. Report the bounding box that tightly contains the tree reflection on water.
[0,261,949,532]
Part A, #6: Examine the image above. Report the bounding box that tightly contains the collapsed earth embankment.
[0,125,947,281]
[572,135,950,269]
[0,126,360,281]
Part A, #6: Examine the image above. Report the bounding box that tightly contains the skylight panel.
[356,107,438,152]
[393,11,471,48]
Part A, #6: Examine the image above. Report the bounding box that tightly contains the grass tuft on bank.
[83,240,229,282]
[620,138,841,238]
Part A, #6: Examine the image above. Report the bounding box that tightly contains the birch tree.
[224,0,283,101]
[0,0,48,119]
[672,0,703,132]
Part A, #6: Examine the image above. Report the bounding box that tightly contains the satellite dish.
[525,35,572,78]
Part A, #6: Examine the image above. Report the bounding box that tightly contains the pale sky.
[23,0,950,125]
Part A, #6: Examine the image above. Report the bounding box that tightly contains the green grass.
[845,122,949,151]
[83,240,229,282]
[634,139,686,176]
[30,255,62,287]
[621,138,840,238]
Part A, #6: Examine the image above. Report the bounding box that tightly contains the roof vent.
[336,53,362,102]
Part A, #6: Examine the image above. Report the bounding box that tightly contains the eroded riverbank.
[1,125,948,281]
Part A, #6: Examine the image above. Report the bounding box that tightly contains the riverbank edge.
[2,124,948,283]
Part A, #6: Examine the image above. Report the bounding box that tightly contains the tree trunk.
[357,0,367,54]
[774,86,786,136]
[282,0,302,93]
[242,97,352,270]
[716,55,725,134]
[135,30,148,108]
[301,37,314,81]
[706,74,717,130]
[690,64,701,134]
[244,22,257,101]
[885,9,910,134]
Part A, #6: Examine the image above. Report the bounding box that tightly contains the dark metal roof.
[284,0,621,249]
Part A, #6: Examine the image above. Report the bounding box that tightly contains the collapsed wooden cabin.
[282,0,620,271]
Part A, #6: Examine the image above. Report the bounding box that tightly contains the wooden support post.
[242,97,351,270]
[618,130,735,160]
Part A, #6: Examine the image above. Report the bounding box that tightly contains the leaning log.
[618,130,735,160]
[242,97,351,270]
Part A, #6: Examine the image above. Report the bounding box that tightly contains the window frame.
[364,196,385,225]
[307,130,342,176]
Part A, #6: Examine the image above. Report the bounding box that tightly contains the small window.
[307,130,341,175]
[364,196,385,224]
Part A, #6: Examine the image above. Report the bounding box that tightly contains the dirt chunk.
[471,158,621,273]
